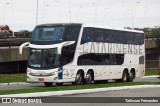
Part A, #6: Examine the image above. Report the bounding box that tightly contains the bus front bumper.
[27,73,63,83]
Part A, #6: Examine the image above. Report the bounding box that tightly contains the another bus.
[19,23,145,86]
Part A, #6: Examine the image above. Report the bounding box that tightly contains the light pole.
[103,8,108,25]
[3,2,10,24]
[36,0,39,25]
[68,0,71,23]
[77,6,83,22]
[94,0,100,24]
[132,1,140,30]
[41,4,49,23]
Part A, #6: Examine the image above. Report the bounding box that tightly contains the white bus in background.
[19,23,145,86]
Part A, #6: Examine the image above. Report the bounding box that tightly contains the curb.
[0,85,160,97]
[0,82,29,86]
[142,75,158,78]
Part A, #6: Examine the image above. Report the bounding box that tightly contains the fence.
[146,60,160,69]
[0,32,31,38]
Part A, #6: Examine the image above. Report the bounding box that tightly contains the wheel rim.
[129,72,134,81]
[86,73,92,83]
[123,72,127,82]
[75,72,82,84]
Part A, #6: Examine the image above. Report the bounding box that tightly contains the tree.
[152,26,160,39]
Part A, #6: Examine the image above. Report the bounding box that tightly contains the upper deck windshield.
[30,24,81,45]
[31,26,64,42]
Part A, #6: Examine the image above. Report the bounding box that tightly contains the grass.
[0,69,159,83]
[0,73,26,83]
[0,82,160,95]
[145,69,159,76]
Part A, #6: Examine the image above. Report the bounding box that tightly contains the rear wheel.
[85,71,93,84]
[122,71,129,82]
[44,82,53,87]
[116,70,129,82]
[128,71,135,82]
[72,71,83,85]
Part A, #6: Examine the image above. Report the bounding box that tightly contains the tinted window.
[81,27,144,45]
[77,53,124,65]
[118,31,126,44]
[64,26,81,41]
[138,34,144,45]
[94,29,105,42]
[139,56,144,64]
[81,28,94,44]
[31,26,64,42]
[31,24,81,45]
[60,44,76,65]
[104,30,111,42]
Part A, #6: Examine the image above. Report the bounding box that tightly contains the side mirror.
[19,42,29,54]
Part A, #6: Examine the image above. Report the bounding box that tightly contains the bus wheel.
[73,71,83,85]
[85,71,93,84]
[44,82,53,87]
[121,71,129,82]
[55,83,63,86]
[128,71,135,82]
[116,71,128,82]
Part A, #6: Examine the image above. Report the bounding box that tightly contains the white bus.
[19,23,145,86]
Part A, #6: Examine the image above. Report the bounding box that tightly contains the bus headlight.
[50,71,58,75]
[50,70,63,75]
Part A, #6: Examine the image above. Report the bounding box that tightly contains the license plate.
[38,78,44,81]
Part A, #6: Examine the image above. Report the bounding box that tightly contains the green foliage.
[152,26,160,38]
[145,69,159,76]
[0,73,26,83]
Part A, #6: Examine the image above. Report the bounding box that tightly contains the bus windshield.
[30,24,81,44]
[28,48,60,69]
[31,26,64,42]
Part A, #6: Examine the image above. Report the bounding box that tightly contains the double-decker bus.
[19,23,145,86]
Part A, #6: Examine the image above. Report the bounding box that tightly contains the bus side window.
[118,31,126,44]
[109,30,115,43]
[64,26,80,41]
[139,34,144,45]
[81,28,93,44]
[94,29,104,42]
[104,30,110,43]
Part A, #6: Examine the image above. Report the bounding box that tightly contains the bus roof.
[36,23,144,33]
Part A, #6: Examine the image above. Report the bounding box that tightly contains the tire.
[116,71,129,82]
[44,82,53,87]
[73,71,83,85]
[85,71,93,84]
[55,83,63,86]
[128,71,135,82]
[122,71,129,82]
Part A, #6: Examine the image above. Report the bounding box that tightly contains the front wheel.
[44,82,53,87]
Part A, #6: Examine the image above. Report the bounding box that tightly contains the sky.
[0,0,160,31]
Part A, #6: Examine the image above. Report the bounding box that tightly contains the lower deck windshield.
[28,48,59,69]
